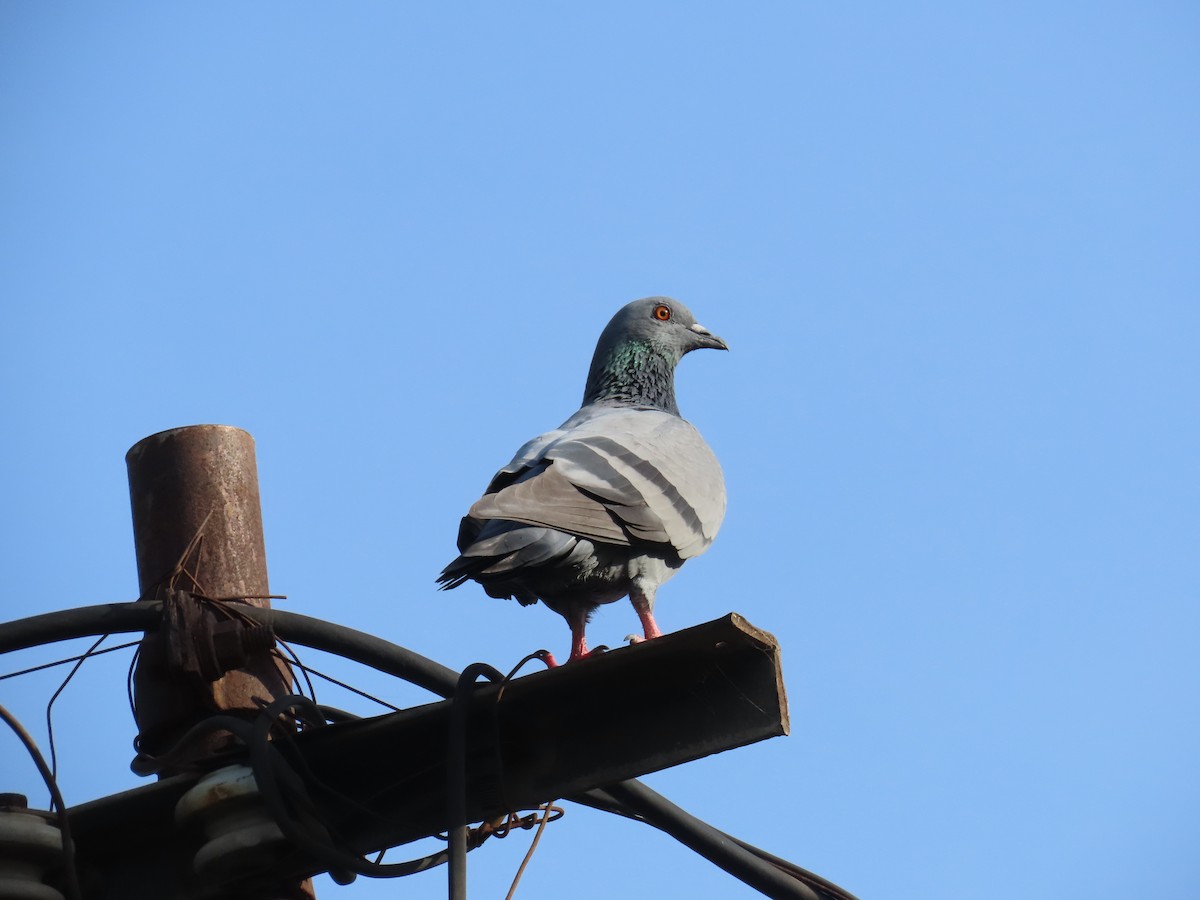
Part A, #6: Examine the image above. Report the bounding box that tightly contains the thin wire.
[0,701,83,900]
[274,638,317,704]
[46,634,109,787]
[283,655,402,713]
[504,803,559,900]
[491,648,556,818]
[499,649,555,695]
[494,654,563,899]
[0,640,141,682]
[125,643,141,727]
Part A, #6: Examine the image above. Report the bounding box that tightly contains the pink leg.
[630,589,662,642]
[566,605,591,661]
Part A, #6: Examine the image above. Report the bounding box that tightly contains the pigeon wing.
[548,410,725,558]
[467,460,631,545]
[466,407,725,558]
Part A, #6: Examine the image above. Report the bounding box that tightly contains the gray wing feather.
[549,413,724,558]
[468,462,630,546]
[466,406,725,559]
[466,525,581,575]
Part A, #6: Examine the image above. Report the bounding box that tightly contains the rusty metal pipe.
[126,425,309,899]
[127,425,270,603]
[126,426,292,770]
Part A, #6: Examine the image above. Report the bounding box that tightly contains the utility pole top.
[124,425,307,898]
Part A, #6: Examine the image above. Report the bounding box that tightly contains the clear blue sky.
[2,3,1197,898]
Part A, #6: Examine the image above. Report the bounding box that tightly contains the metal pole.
[126,425,310,899]
[127,425,291,763]
[127,425,270,610]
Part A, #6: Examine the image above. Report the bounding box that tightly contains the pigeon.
[438,296,727,663]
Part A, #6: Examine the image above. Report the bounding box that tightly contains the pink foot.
[566,607,592,662]
[631,592,663,641]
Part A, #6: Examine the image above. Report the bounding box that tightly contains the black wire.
[0,601,160,655]
[449,662,504,900]
[0,702,83,900]
[601,780,842,900]
[0,639,140,681]
[314,705,360,724]
[46,634,109,789]
[283,655,401,713]
[572,788,859,900]
[723,839,860,900]
[273,639,318,705]
[125,642,140,727]
[0,601,461,697]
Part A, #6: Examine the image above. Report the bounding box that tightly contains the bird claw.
[625,634,644,645]
[567,645,609,662]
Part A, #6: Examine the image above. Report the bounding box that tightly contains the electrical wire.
[448,662,504,900]
[0,600,461,696]
[278,652,401,713]
[611,781,817,899]
[125,642,140,729]
[0,639,140,681]
[571,789,859,900]
[46,634,109,789]
[503,802,558,900]
[0,601,160,654]
[0,701,83,900]
[273,639,318,705]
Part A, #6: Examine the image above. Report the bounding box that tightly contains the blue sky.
[2,3,1197,898]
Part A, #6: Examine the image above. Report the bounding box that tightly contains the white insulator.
[0,802,66,900]
[175,764,288,880]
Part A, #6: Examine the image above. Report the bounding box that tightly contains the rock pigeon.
[438,297,727,663]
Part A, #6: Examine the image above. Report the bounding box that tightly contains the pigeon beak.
[689,322,729,351]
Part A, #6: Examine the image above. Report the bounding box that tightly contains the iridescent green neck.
[582,340,680,414]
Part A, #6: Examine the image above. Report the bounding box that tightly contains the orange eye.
[653,304,672,321]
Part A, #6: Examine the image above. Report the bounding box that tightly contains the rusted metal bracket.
[66,613,788,897]
[293,612,789,857]
[161,590,277,684]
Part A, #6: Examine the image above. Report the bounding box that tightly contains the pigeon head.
[582,296,727,415]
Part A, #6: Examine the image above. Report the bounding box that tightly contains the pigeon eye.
[653,304,672,322]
